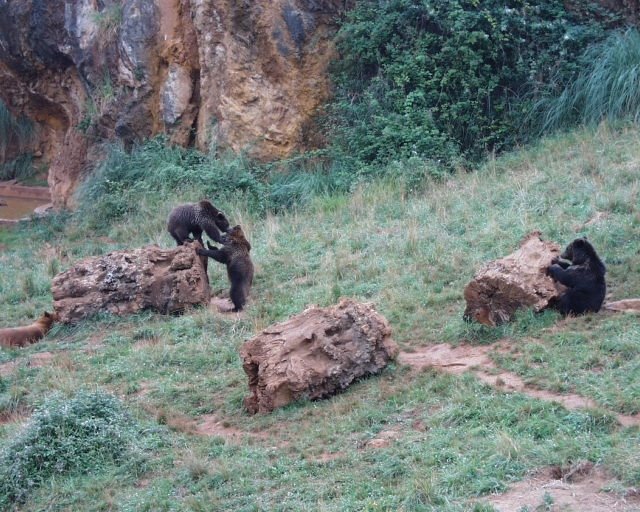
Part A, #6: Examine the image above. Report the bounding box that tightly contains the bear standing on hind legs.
[197,225,254,312]
[166,200,230,246]
[546,238,606,316]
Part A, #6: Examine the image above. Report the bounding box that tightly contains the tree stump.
[52,243,210,323]
[463,231,564,326]
[240,298,399,414]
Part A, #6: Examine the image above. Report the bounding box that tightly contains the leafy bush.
[326,0,616,169]
[0,391,142,505]
[531,28,640,133]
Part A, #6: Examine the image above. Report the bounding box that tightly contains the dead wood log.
[463,231,565,326]
[240,298,399,414]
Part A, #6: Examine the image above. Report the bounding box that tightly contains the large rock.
[463,231,565,326]
[52,243,210,323]
[240,298,398,414]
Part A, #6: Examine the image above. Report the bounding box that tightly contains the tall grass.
[74,139,373,233]
[532,28,640,134]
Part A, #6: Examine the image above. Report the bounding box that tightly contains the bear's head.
[226,225,251,252]
[200,200,230,233]
[561,237,605,274]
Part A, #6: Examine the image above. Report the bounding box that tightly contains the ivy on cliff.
[326,0,618,170]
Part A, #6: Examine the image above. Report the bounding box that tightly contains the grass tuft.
[532,28,640,134]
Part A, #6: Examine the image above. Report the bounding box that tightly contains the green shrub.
[0,391,141,505]
[326,0,615,170]
[532,28,640,133]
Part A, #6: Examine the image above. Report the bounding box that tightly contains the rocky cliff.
[0,0,348,207]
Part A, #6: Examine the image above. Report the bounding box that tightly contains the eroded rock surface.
[463,231,564,325]
[0,0,349,207]
[52,243,210,323]
[240,298,398,414]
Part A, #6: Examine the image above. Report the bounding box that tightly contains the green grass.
[1,125,640,510]
[532,28,640,135]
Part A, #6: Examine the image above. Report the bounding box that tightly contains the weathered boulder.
[52,243,210,323]
[240,298,398,414]
[463,231,565,326]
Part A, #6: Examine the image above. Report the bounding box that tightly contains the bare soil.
[398,342,640,427]
[483,463,640,512]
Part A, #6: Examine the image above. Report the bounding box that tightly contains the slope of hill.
[0,124,639,510]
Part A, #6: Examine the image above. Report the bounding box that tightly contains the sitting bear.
[197,225,254,312]
[546,238,606,316]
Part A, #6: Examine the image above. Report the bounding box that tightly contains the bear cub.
[197,225,254,312]
[546,237,606,316]
[167,200,230,246]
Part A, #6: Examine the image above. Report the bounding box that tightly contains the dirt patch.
[194,414,276,447]
[209,296,238,314]
[314,451,344,463]
[0,351,60,377]
[398,343,640,427]
[363,428,402,449]
[134,337,161,349]
[483,463,640,512]
[605,299,640,313]
[28,351,56,368]
[195,415,247,441]
[0,360,19,377]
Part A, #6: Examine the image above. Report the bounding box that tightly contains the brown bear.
[197,225,254,312]
[546,238,606,316]
[0,311,58,348]
[166,200,230,246]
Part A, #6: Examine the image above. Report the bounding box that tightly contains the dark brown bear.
[546,238,606,316]
[166,200,230,246]
[197,225,254,312]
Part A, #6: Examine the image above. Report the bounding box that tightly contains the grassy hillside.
[0,125,639,511]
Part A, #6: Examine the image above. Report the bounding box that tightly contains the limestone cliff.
[0,0,348,207]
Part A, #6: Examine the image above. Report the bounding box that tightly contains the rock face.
[52,243,210,323]
[463,232,565,326]
[0,0,349,208]
[240,299,398,414]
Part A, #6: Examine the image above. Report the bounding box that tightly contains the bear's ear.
[573,238,587,247]
[217,212,225,219]
[44,311,51,318]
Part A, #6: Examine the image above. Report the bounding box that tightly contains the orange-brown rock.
[52,243,210,323]
[240,298,398,414]
[463,232,565,326]
[0,0,349,208]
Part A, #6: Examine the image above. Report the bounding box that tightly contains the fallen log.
[240,298,398,414]
[463,231,565,326]
[52,243,210,323]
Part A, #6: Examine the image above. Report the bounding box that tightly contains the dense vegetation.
[325,0,619,172]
